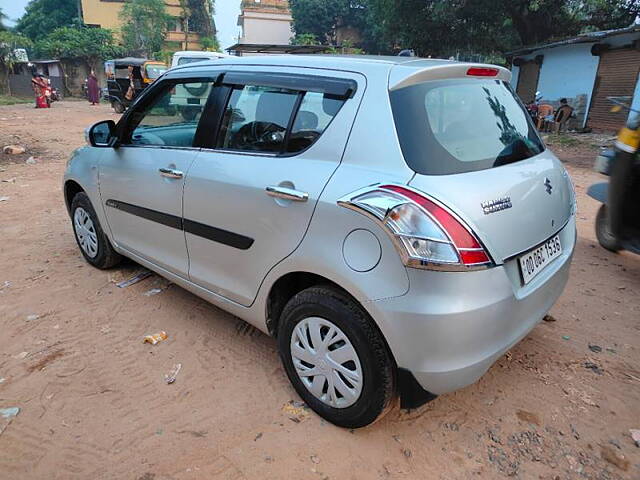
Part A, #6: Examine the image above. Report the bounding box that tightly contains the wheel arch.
[264,271,396,364]
[64,179,85,216]
[265,271,344,338]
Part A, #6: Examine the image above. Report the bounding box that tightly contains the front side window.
[390,79,544,175]
[124,81,213,147]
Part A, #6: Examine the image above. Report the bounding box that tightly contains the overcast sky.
[3,0,241,49]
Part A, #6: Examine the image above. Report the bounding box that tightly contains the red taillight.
[466,67,499,77]
[381,185,491,266]
[459,249,490,265]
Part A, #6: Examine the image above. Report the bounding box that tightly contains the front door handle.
[159,167,183,179]
[265,185,309,202]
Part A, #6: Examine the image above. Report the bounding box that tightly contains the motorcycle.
[525,91,543,123]
[587,96,640,255]
[43,77,60,107]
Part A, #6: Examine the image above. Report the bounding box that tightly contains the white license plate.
[518,235,562,284]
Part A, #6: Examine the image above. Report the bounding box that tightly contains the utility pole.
[184,17,189,51]
[76,0,83,22]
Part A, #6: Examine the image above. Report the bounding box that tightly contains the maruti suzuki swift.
[64,55,576,428]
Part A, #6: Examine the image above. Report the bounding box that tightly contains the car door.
[183,68,364,306]
[99,75,218,277]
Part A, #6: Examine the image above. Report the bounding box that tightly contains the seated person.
[537,103,554,132]
[554,98,574,133]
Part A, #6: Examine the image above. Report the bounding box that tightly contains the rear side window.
[217,85,299,153]
[215,78,349,155]
[390,79,544,175]
[287,92,345,153]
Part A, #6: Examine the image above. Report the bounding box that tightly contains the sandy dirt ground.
[0,101,639,480]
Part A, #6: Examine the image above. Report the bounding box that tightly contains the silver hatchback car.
[64,56,575,427]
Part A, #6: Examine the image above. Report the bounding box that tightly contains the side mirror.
[86,120,118,148]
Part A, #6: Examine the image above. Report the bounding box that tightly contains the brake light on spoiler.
[338,185,493,271]
[466,67,499,77]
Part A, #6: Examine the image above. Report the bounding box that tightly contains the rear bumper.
[368,216,575,395]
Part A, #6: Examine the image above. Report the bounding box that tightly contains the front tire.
[595,204,621,252]
[70,192,122,269]
[278,286,395,428]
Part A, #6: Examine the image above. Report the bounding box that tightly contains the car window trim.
[204,85,234,150]
[221,71,357,99]
[193,76,227,148]
[281,91,305,154]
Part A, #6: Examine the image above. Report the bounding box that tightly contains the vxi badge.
[481,196,512,215]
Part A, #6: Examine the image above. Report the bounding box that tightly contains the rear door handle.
[265,185,308,202]
[159,167,183,179]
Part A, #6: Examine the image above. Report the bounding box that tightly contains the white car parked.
[170,50,229,120]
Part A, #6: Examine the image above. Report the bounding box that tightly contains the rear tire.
[277,286,395,428]
[595,204,621,252]
[70,192,122,269]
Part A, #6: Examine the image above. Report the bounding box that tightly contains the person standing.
[87,70,100,106]
[31,73,48,108]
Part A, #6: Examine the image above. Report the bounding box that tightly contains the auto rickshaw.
[104,57,168,113]
[588,96,640,255]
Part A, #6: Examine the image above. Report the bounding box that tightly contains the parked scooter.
[587,97,640,255]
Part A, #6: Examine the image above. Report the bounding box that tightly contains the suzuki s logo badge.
[481,196,512,215]
[544,177,553,195]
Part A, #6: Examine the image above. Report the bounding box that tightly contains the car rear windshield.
[390,78,544,175]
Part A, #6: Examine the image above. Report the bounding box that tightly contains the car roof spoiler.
[388,62,511,91]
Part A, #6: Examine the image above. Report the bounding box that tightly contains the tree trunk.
[58,61,72,97]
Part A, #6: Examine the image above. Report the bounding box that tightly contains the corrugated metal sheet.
[588,48,640,131]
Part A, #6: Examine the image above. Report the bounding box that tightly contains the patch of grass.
[548,134,581,148]
[0,95,33,106]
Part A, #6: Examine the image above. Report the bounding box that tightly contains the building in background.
[509,24,640,131]
[80,0,214,51]
[237,0,292,45]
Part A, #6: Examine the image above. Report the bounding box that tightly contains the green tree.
[188,0,215,38]
[0,7,7,31]
[120,0,171,57]
[15,0,79,40]
[366,0,472,56]
[0,32,32,94]
[569,0,640,33]
[367,0,640,57]
[34,26,124,71]
[200,36,221,51]
[289,0,352,43]
[290,33,319,45]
